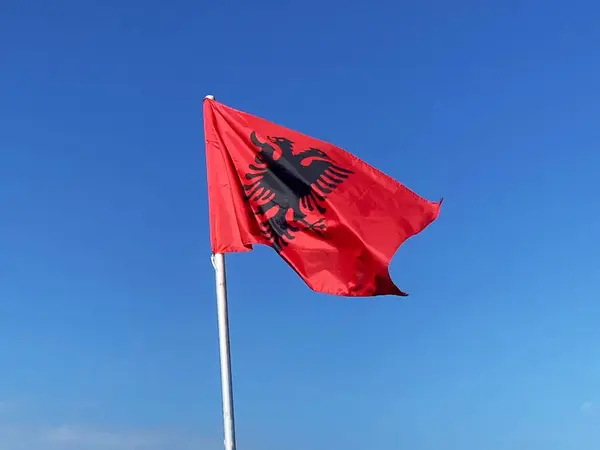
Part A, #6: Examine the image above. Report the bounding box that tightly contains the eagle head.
[250,132,295,161]
[268,136,295,157]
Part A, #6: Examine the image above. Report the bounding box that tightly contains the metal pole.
[211,252,237,450]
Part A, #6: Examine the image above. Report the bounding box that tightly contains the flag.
[203,98,442,297]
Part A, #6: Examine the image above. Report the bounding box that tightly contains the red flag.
[203,98,441,297]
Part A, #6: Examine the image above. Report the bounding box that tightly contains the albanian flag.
[203,98,442,297]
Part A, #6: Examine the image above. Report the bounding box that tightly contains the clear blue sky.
[1,1,599,449]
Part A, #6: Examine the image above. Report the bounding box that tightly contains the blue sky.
[1,0,599,449]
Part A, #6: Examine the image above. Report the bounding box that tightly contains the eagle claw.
[299,217,326,235]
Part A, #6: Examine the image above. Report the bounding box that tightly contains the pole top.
[205,95,215,101]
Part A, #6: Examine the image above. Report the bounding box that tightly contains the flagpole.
[206,95,237,450]
[212,252,237,450]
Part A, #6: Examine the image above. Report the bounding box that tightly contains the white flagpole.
[206,95,237,450]
[212,252,237,450]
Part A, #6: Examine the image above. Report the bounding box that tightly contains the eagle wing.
[243,144,277,206]
[295,150,353,214]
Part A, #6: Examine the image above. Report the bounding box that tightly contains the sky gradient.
[1,1,599,449]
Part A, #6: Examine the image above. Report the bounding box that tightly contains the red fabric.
[203,98,441,297]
